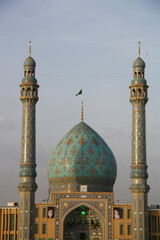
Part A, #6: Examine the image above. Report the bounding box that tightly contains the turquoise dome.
[133,57,145,68]
[47,122,117,192]
[24,56,36,67]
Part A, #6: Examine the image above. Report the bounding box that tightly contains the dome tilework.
[22,77,37,84]
[24,56,36,67]
[133,57,145,68]
[131,79,146,85]
[47,122,117,192]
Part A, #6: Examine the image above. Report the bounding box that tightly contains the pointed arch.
[27,88,31,96]
[62,202,105,222]
[62,203,105,240]
[132,89,135,97]
[134,72,137,78]
[138,72,141,78]
[137,88,141,96]
[21,88,25,96]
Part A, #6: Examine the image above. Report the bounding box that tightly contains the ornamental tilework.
[61,200,105,218]
[78,137,87,146]
[130,66,149,240]
[88,146,94,156]
[21,103,36,164]
[132,104,146,165]
[57,147,62,157]
[48,122,117,191]
[88,166,96,174]
[69,166,78,173]
[54,194,112,240]
[92,137,100,146]
[19,57,39,240]
[132,193,148,240]
[133,57,145,68]
[54,168,61,174]
[71,146,77,156]
[65,137,73,146]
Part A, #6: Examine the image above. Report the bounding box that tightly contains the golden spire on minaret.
[81,100,84,122]
[138,41,141,57]
[29,41,31,56]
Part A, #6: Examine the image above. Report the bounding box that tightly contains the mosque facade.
[0,43,160,240]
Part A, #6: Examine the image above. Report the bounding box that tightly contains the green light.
[81,211,86,215]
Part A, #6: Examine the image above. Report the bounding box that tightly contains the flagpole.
[75,89,83,122]
[81,95,83,122]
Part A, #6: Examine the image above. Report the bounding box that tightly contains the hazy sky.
[0,0,160,206]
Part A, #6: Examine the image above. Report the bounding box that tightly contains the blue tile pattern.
[130,54,149,240]
[133,57,145,68]
[48,122,117,192]
[18,53,39,240]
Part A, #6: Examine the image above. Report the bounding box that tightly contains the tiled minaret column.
[18,42,39,240]
[129,43,150,240]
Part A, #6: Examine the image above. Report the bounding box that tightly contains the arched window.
[128,224,131,235]
[33,88,36,97]
[27,88,31,96]
[28,71,31,77]
[35,223,39,234]
[134,72,137,78]
[142,72,144,78]
[143,89,146,97]
[120,224,124,235]
[24,71,27,77]
[32,71,34,77]
[43,208,47,218]
[132,89,135,97]
[21,88,25,96]
[35,208,39,218]
[42,223,47,234]
[127,209,131,219]
[138,88,141,96]
[138,72,141,78]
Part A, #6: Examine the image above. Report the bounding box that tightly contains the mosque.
[0,42,160,240]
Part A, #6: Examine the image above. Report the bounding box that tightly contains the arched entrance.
[63,205,103,240]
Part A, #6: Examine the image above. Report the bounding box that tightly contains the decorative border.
[54,193,113,240]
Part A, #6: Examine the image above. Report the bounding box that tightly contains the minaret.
[18,41,39,240]
[129,42,150,240]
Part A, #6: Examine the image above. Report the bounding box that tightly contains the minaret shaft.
[130,100,149,240]
[18,99,38,240]
[19,192,35,240]
[18,44,39,240]
[129,45,150,240]
[21,101,36,164]
[132,103,146,165]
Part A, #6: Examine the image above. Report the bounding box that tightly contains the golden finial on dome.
[138,41,141,57]
[81,100,84,122]
[29,41,31,57]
